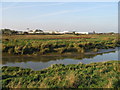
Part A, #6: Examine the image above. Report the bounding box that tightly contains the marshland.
[1,1,119,88]
[1,33,120,88]
[2,34,120,55]
[1,1,120,88]
[2,61,120,88]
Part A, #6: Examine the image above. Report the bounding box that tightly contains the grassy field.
[2,34,120,88]
[2,61,120,88]
[2,34,120,55]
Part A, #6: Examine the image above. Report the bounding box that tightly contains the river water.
[2,47,119,71]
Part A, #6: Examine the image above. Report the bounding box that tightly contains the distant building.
[54,31,60,34]
[43,30,73,34]
[58,31,64,34]
[75,32,89,34]
[75,31,95,34]
[28,30,35,34]
[17,31,24,34]
[58,31,73,34]
[44,31,53,34]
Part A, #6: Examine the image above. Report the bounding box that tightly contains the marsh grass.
[2,34,120,55]
[2,61,120,88]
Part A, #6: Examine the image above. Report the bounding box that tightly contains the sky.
[1,2,118,33]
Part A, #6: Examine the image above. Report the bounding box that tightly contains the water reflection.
[2,48,119,71]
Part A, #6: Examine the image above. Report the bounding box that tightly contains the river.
[2,47,119,71]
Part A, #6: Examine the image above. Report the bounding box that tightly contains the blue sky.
[1,2,118,32]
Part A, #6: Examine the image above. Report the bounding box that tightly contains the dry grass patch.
[65,71,78,88]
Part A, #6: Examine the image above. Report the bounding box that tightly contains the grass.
[1,61,120,88]
[2,34,120,55]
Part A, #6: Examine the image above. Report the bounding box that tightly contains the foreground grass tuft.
[2,61,120,88]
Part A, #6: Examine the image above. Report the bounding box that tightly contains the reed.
[2,61,120,88]
[2,34,120,55]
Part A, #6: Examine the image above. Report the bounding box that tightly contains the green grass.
[2,61,120,88]
[2,34,120,55]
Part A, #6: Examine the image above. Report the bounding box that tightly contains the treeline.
[1,29,118,35]
[1,29,29,35]
[1,29,18,35]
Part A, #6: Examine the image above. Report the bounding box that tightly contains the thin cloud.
[2,3,66,11]
[2,2,19,10]
[31,4,115,19]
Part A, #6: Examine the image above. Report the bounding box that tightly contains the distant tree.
[73,31,76,35]
[24,32,28,35]
[12,30,18,35]
[1,29,18,35]
[109,32,115,34]
[1,29,12,35]
[35,29,43,32]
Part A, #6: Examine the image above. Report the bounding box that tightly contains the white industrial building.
[26,29,95,35]
[43,31,73,34]
[44,31,54,34]
[58,31,73,34]
[75,31,95,34]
